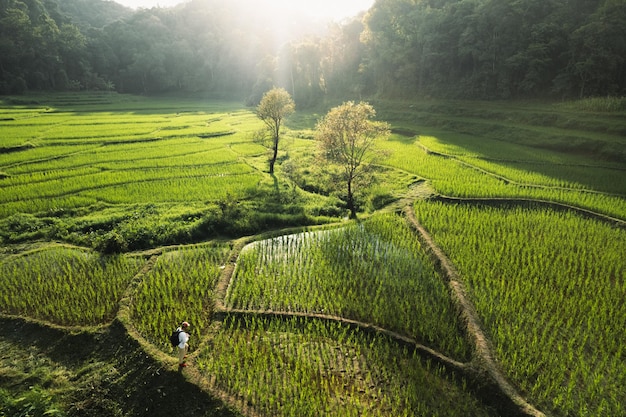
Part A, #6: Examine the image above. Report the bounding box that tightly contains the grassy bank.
[1,92,624,417]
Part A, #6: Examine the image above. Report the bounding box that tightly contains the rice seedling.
[0,246,142,326]
[0,145,101,171]
[414,200,626,417]
[380,137,626,219]
[418,135,626,195]
[131,243,230,351]
[226,214,471,360]
[0,99,271,222]
[196,315,493,417]
[557,96,626,112]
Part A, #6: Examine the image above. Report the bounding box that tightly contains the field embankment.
[1,93,624,417]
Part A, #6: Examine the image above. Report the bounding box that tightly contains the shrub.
[94,230,128,254]
[0,213,46,242]
[0,387,65,417]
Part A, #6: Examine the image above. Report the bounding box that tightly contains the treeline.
[1,0,624,103]
[363,0,626,99]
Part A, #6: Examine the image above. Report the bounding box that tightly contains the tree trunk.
[269,156,276,174]
[347,178,357,219]
[269,135,279,174]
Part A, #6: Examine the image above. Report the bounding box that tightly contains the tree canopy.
[256,87,295,174]
[1,0,624,100]
[315,101,391,219]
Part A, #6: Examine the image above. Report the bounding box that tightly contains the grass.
[197,315,493,417]
[0,93,341,250]
[415,201,626,417]
[379,134,626,219]
[0,246,142,326]
[374,98,626,161]
[226,214,471,360]
[417,133,626,196]
[1,91,625,416]
[556,96,626,112]
[132,243,231,352]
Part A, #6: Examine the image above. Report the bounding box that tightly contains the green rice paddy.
[0,92,624,417]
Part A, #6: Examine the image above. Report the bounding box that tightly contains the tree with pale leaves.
[256,87,295,174]
[315,101,390,219]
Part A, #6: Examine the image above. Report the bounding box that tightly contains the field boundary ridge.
[430,194,626,228]
[405,205,546,417]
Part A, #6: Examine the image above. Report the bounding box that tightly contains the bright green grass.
[30,111,260,145]
[419,135,626,195]
[132,243,230,351]
[0,126,45,146]
[0,144,101,171]
[2,138,232,174]
[229,142,267,156]
[0,170,260,217]
[380,135,626,219]
[414,200,626,417]
[226,214,471,360]
[1,165,256,203]
[197,315,494,417]
[0,246,142,326]
[80,171,261,204]
[0,98,269,219]
[37,121,159,142]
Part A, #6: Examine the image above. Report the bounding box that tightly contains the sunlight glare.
[117,0,375,21]
[260,0,375,21]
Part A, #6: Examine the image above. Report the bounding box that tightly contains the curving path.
[117,176,622,417]
[404,205,545,417]
[202,212,548,417]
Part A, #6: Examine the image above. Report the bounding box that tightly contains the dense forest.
[1,0,624,104]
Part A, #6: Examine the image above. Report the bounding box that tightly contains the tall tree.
[320,18,366,98]
[256,87,295,175]
[315,101,390,219]
[567,0,626,97]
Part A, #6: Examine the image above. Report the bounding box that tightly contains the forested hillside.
[1,0,624,102]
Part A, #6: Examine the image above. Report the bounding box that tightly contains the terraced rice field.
[1,93,624,417]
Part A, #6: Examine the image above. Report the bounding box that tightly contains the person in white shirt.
[177,321,190,368]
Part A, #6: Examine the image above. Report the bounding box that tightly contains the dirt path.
[115,252,262,417]
[404,205,546,417]
[209,207,546,417]
[115,178,617,417]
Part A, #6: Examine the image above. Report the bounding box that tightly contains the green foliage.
[4,0,623,100]
[315,101,391,218]
[94,230,128,254]
[415,201,626,417]
[0,213,48,242]
[0,247,141,325]
[227,214,470,359]
[197,315,491,417]
[256,87,295,174]
[362,0,625,99]
[368,188,396,211]
[0,0,91,94]
[0,386,66,417]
